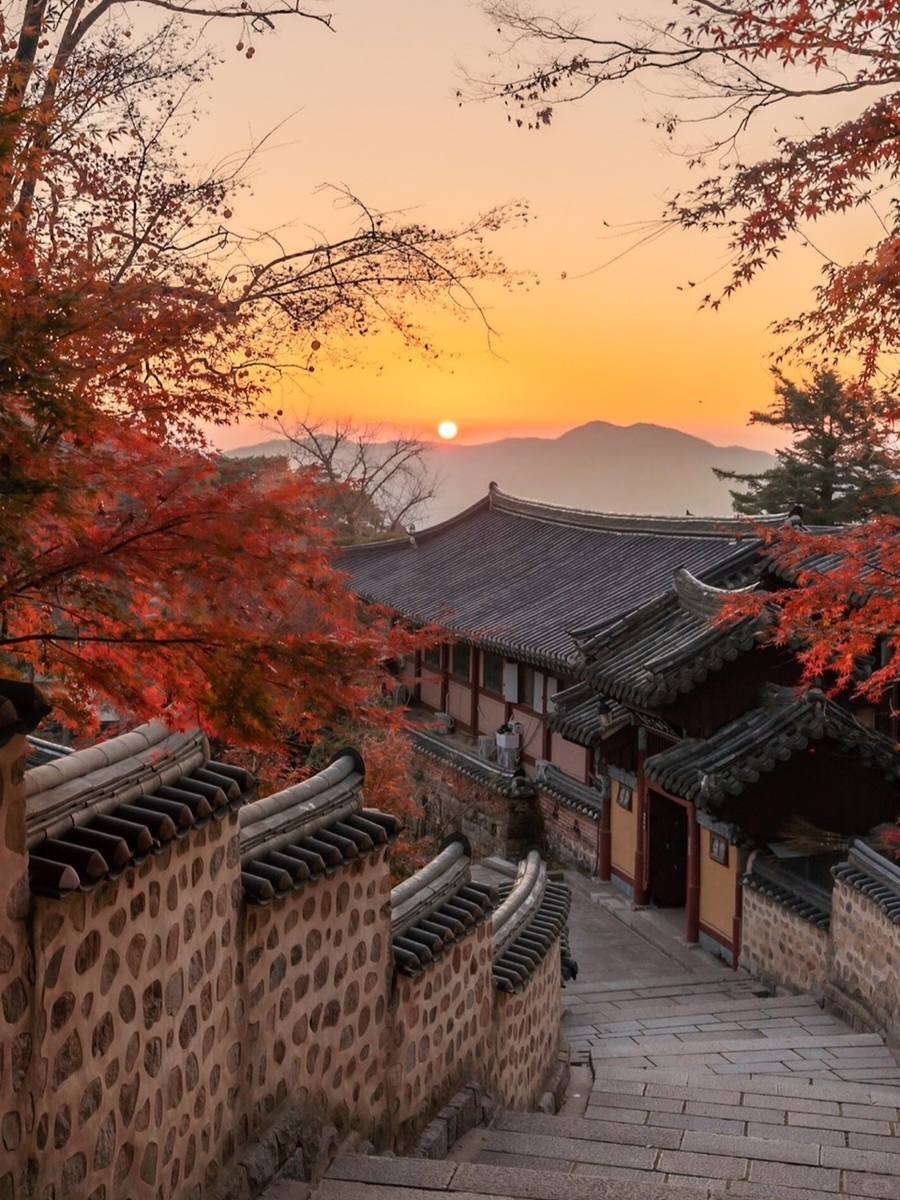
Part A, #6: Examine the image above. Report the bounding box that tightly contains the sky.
[182,1,858,453]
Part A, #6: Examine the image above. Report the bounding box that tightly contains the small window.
[517,664,536,710]
[451,644,471,682]
[483,652,503,694]
[423,644,442,672]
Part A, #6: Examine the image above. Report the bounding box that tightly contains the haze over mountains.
[227,421,776,526]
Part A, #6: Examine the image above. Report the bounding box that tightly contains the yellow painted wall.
[699,827,738,939]
[610,779,637,880]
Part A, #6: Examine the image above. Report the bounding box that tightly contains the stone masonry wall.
[0,732,566,1199]
[414,757,541,861]
[829,878,900,1041]
[29,816,240,1200]
[739,887,829,1001]
[489,937,562,1112]
[389,923,492,1152]
[536,795,597,873]
[240,852,394,1149]
[0,732,37,1199]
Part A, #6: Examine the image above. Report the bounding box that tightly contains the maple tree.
[0,3,514,746]
[479,1,900,701]
[715,370,900,523]
[480,1,900,375]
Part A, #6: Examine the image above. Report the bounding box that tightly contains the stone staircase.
[307,967,900,1200]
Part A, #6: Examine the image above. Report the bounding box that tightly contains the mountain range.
[226,421,776,526]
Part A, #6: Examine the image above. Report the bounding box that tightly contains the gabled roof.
[645,685,900,808]
[573,543,766,708]
[547,681,630,745]
[342,485,776,671]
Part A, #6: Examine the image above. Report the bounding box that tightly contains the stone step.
[587,1064,900,1109]
[474,1123,900,1193]
[315,1152,743,1199]
[567,990,820,1020]
[492,1109,900,1168]
[586,1081,900,1134]
[591,1031,887,1058]
[567,974,765,1001]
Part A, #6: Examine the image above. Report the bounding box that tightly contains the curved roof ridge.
[674,566,760,621]
[490,483,787,537]
[339,494,492,555]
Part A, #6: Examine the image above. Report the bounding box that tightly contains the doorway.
[647,792,688,907]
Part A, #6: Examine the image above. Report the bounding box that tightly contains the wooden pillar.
[686,804,700,945]
[413,649,422,705]
[633,726,648,907]
[732,857,743,970]
[598,779,612,882]
[470,647,480,735]
[440,644,449,714]
[542,675,552,762]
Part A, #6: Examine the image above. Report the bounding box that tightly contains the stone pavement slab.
[309,870,900,1200]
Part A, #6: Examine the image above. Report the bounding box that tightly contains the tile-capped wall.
[389,924,492,1150]
[0,733,565,1197]
[740,885,829,1000]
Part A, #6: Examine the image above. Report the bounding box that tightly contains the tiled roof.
[410,729,536,798]
[239,750,401,905]
[573,545,766,708]
[341,485,772,672]
[26,723,253,897]
[546,681,630,746]
[833,840,900,925]
[492,851,571,992]
[537,763,602,821]
[391,836,497,976]
[743,855,832,929]
[645,686,900,808]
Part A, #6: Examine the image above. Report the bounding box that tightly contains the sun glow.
[437,420,458,440]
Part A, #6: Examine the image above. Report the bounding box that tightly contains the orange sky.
[186,1,873,455]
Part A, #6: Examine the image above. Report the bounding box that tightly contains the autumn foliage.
[484,1,900,377]
[0,2,499,751]
[484,1,900,701]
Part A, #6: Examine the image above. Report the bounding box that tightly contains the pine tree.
[713,372,900,524]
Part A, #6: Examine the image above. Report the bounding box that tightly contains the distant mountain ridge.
[226,420,775,525]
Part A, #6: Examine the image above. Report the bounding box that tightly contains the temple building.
[342,484,900,967]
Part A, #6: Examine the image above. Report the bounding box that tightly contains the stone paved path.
[299,870,900,1199]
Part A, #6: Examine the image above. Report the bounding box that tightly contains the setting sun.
[437,421,458,441]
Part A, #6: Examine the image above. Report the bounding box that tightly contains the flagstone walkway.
[295,869,900,1199]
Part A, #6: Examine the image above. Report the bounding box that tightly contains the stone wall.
[739,886,829,1001]
[0,731,36,1199]
[240,852,394,1149]
[389,924,492,1151]
[1,734,565,1198]
[490,941,561,1111]
[414,757,540,860]
[829,877,900,1040]
[535,794,597,873]
[741,852,900,1043]
[29,818,239,1199]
